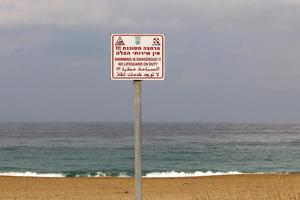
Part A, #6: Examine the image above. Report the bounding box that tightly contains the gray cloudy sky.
[1,0,300,122]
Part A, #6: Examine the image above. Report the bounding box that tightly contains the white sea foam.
[0,171,264,178]
[94,172,108,177]
[0,172,65,177]
[144,171,244,178]
[117,172,130,177]
[75,172,130,178]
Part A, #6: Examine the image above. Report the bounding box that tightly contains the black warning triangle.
[115,36,125,45]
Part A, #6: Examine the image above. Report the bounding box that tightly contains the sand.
[0,174,300,200]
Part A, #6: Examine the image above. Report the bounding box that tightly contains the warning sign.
[115,37,125,45]
[111,34,165,80]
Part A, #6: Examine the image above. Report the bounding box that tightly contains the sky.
[0,0,300,122]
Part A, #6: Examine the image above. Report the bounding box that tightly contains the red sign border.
[111,34,165,80]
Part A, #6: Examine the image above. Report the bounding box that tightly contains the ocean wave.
[2,170,280,178]
[144,171,244,178]
[0,171,131,178]
[0,172,65,177]
[0,171,248,178]
[73,172,130,178]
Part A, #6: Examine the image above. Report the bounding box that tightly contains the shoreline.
[1,171,299,178]
[0,174,299,199]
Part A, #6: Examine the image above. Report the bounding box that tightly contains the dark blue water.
[0,122,299,177]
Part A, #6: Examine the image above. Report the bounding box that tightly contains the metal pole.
[134,80,142,200]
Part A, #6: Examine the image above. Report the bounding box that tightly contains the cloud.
[0,0,108,26]
[0,0,299,31]
[0,27,50,57]
[1,0,300,121]
[281,0,300,5]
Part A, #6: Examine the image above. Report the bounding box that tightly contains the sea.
[0,122,299,177]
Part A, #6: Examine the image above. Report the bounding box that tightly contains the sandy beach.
[0,174,299,200]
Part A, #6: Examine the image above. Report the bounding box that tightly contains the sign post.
[111,33,165,200]
[134,80,142,200]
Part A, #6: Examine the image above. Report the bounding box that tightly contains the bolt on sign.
[111,34,165,80]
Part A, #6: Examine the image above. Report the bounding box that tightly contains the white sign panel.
[111,34,165,80]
